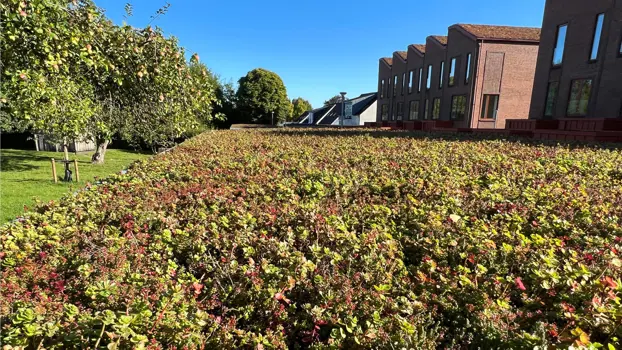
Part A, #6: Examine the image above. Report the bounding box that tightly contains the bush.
[1,129,621,349]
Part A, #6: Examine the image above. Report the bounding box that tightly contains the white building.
[295,93,377,126]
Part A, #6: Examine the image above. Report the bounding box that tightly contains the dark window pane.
[451,95,467,120]
[544,82,559,117]
[397,102,404,120]
[424,99,430,120]
[553,24,567,66]
[402,73,406,95]
[439,61,445,89]
[426,65,432,90]
[409,100,420,120]
[432,98,441,119]
[567,79,592,116]
[590,14,605,61]
[393,75,398,96]
[480,94,499,119]
[449,58,457,87]
[418,68,423,92]
[380,79,385,98]
[465,53,472,84]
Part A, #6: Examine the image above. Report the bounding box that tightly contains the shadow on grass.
[272,128,622,151]
[0,150,50,172]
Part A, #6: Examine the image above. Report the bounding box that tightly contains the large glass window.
[465,53,472,84]
[393,75,398,96]
[409,100,419,120]
[381,104,389,120]
[432,98,441,119]
[481,94,499,119]
[397,102,404,120]
[423,99,430,120]
[426,65,432,90]
[553,24,567,66]
[418,68,423,92]
[408,71,414,93]
[449,57,457,87]
[567,79,592,116]
[450,95,467,120]
[590,14,605,61]
[439,61,445,89]
[380,79,385,99]
[544,82,559,117]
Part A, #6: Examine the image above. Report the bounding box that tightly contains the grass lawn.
[0,148,151,224]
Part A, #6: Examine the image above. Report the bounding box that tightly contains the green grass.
[0,148,151,224]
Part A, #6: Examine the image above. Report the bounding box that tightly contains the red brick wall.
[472,42,539,129]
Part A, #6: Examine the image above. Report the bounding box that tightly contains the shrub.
[1,129,621,349]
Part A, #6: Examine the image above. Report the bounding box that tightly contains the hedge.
[1,130,621,349]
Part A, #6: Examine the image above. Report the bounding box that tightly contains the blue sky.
[94,0,546,108]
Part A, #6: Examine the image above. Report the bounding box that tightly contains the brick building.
[529,0,622,120]
[377,24,541,129]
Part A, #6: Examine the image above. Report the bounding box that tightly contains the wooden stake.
[51,158,57,183]
[73,159,80,182]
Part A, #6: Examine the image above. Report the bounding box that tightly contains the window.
[439,61,445,89]
[480,94,499,119]
[450,95,467,120]
[393,75,398,96]
[590,13,605,61]
[423,99,430,120]
[380,79,385,99]
[426,65,432,90]
[432,98,441,119]
[408,71,414,93]
[553,24,567,66]
[619,36,622,56]
[567,79,592,116]
[397,102,404,120]
[544,82,559,117]
[381,104,389,121]
[449,57,457,87]
[391,102,396,120]
[401,73,406,95]
[417,68,423,92]
[409,100,419,120]
[465,53,472,84]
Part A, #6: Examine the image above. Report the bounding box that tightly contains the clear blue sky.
[94,0,545,108]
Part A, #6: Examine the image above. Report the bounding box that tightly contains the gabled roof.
[408,44,426,55]
[309,105,335,125]
[394,51,407,61]
[454,24,541,43]
[431,36,448,46]
[295,111,310,123]
[381,57,393,67]
[314,93,378,125]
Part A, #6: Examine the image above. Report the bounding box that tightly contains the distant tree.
[291,98,312,121]
[323,95,342,106]
[236,68,291,125]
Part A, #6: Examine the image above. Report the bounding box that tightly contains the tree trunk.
[63,142,69,161]
[91,139,109,164]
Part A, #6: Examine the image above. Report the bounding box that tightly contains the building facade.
[529,0,622,119]
[377,24,541,129]
[377,58,393,121]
